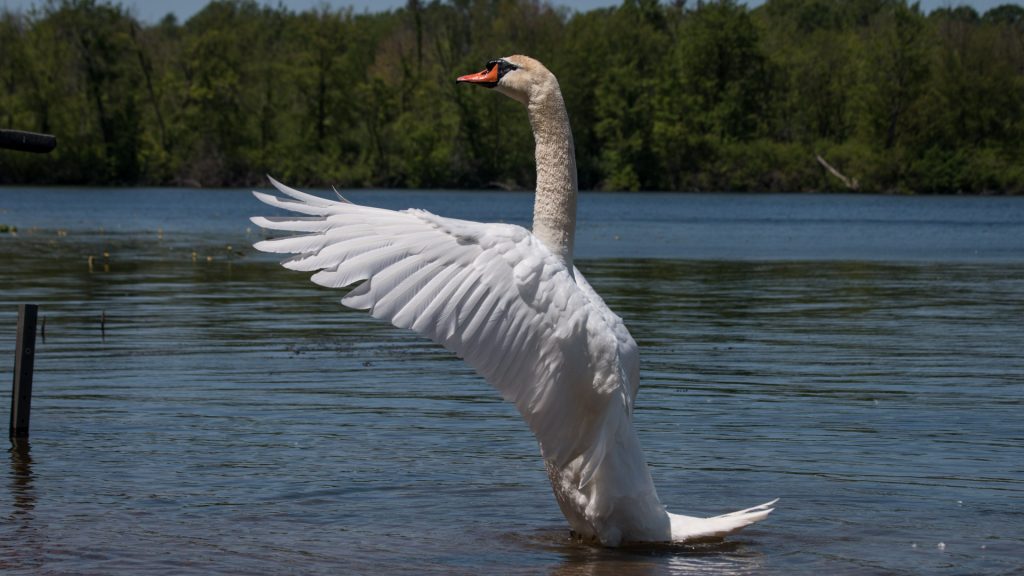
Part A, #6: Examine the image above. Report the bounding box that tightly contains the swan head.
[456,55,555,106]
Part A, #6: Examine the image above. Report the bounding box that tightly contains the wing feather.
[251,181,640,473]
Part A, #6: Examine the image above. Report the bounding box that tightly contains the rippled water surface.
[1,188,1023,574]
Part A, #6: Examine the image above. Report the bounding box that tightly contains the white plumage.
[254,179,632,478]
[252,55,775,546]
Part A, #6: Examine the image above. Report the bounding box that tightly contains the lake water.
[1,187,1022,574]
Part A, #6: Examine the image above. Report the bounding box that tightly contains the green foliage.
[1,0,1023,193]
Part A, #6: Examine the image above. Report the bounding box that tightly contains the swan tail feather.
[667,499,778,543]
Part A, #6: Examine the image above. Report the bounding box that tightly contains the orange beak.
[456,65,500,87]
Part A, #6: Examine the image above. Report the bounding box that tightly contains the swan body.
[252,55,775,546]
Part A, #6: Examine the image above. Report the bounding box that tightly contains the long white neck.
[527,79,577,268]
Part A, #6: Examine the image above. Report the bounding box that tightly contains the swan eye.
[486,59,519,80]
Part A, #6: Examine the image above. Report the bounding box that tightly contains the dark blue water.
[1,187,1022,574]
[2,187,1021,261]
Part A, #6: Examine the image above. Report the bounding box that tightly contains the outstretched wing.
[251,178,639,480]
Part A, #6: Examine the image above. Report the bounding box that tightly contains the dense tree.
[1,0,1022,193]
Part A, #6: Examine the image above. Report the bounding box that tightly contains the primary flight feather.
[252,55,775,546]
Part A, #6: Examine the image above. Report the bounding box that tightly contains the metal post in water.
[10,304,38,439]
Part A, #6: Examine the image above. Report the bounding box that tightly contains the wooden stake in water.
[10,304,38,439]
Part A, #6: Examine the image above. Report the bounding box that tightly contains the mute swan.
[252,55,776,546]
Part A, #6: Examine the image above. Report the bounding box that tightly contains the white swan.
[251,55,776,546]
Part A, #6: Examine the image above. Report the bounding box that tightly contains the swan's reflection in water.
[519,529,765,576]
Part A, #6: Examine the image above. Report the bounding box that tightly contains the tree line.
[1,0,1023,193]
